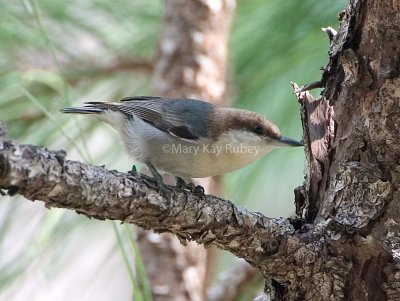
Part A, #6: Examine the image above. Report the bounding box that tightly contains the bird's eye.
[252,125,263,135]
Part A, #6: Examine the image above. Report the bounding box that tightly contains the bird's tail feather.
[59,106,105,114]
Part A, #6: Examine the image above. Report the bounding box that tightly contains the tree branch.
[0,122,294,268]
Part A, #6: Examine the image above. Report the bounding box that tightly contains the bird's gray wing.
[86,96,215,141]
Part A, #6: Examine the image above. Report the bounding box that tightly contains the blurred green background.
[0,0,345,300]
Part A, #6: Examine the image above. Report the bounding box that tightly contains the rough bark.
[286,0,400,300]
[0,122,291,274]
[1,0,400,300]
[138,1,236,300]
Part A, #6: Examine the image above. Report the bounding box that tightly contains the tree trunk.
[264,0,400,299]
[137,1,236,301]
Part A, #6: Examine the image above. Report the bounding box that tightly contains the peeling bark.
[287,0,400,300]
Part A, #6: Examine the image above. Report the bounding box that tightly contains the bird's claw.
[176,177,205,197]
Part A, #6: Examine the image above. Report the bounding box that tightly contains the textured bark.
[0,121,290,277]
[0,128,293,261]
[138,1,236,300]
[283,0,400,300]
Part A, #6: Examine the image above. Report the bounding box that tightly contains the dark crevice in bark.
[271,279,287,300]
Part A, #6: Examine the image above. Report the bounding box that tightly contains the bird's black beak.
[278,136,304,147]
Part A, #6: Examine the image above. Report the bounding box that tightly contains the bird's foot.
[128,164,165,188]
[175,177,205,197]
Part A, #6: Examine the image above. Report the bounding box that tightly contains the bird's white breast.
[99,114,277,178]
[140,127,276,178]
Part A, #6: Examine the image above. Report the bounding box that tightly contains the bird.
[60,96,303,188]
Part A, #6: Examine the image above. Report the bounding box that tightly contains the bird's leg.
[175,177,205,196]
[145,161,164,185]
[176,176,194,190]
[175,176,187,188]
[143,162,179,198]
[143,163,204,197]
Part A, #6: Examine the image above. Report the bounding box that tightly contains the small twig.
[17,52,154,76]
[293,80,325,94]
[293,26,338,95]
[87,58,154,74]
[322,26,337,42]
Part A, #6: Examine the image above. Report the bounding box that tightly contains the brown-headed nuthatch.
[61,96,303,186]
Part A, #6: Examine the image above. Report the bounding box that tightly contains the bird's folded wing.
[87,96,214,141]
